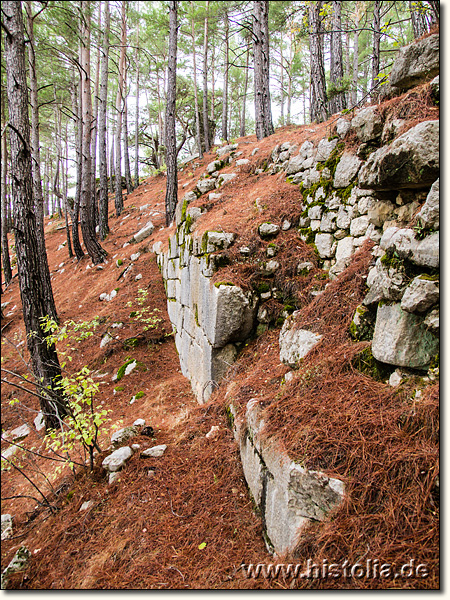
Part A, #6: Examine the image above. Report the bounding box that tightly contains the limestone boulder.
[133,221,154,243]
[216,172,236,187]
[285,154,306,176]
[206,160,223,174]
[280,316,323,367]
[196,178,216,195]
[315,233,335,258]
[417,179,439,230]
[102,446,134,472]
[410,231,439,269]
[258,222,280,238]
[363,259,407,306]
[358,120,439,190]
[110,426,139,449]
[351,106,384,142]
[216,143,238,157]
[389,33,439,92]
[316,137,338,162]
[141,445,167,458]
[333,152,362,188]
[401,276,439,313]
[336,118,351,138]
[372,303,439,369]
[350,215,369,237]
[368,199,396,227]
[205,231,236,252]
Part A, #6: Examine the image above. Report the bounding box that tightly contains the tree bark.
[409,1,427,38]
[371,0,381,101]
[329,0,346,114]
[63,118,73,258]
[202,1,210,153]
[98,0,110,240]
[164,0,178,226]
[309,1,328,123]
[3,0,68,429]
[114,0,127,216]
[90,1,102,230]
[253,0,274,140]
[79,0,106,264]
[221,11,229,142]
[190,2,203,158]
[1,91,13,286]
[134,11,140,188]
[24,0,58,321]
[240,38,250,137]
[71,78,85,260]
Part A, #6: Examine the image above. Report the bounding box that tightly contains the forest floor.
[1,104,439,589]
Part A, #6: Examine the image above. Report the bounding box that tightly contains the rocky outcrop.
[389,33,439,92]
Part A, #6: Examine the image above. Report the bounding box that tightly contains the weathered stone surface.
[372,303,439,369]
[100,332,113,349]
[216,143,238,157]
[110,426,138,449]
[10,425,31,441]
[335,236,355,263]
[358,120,439,190]
[206,160,223,174]
[430,74,439,99]
[298,140,314,160]
[401,276,439,313]
[280,317,323,367]
[411,231,439,268]
[1,514,12,541]
[133,221,154,243]
[230,400,344,555]
[336,118,351,138]
[333,152,362,188]
[336,206,353,230]
[102,446,134,472]
[196,178,216,195]
[285,154,306,175]
[205,231,236,252]
[424,309,439,333]
[1,546,30,590]
[368,199,395,227]
[183,190,198,203]
[363,259,407,306]
[320,211,338,233]
[315,233,335,258]
[34,412,45,431]
[203,284,257,348]
[216,172,237,187]
[417,179,439,230]
[350,215,369,237]
[351,106,384,142]
[258,222,280,238]
[303,167,322,189]
[260,260,280,276]
[316,137,338,162]
[297,261,314,275]
[381,118,406,144]
[141,444,167,458]
[236,158,250,166]
[389,33,439,91]
[308,205,322,220]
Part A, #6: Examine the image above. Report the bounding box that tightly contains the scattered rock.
[351,106,384,142]
[141,444,167,458]
[100,333,113,349]
[130,252,141,262]
[205,231,236,252]
[1,514,13,541]
[196,178,216,195]
[10,425,31,441]
[102,446,134,472]
[424,309,439,333]
[279,315,323,367]
[133,418,146,428]
[314,233,335,258]
[216,173,237,187]
[316,137,338,162]
[260,260,280,276]
[1,546,30,590]
[110,426,139,449]
[336,118,351,138]
[236,158,250,166]
[216,143,238,157]
[133,221,155,243]
[258,223,280,238]
[108,472,121,485]
[389,369,407,387]
[79,500,94,511]
[206,426,220,439]
[34,412,45,432]
[297,261,314,275]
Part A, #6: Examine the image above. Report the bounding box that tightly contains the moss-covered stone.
[352,346,392,381]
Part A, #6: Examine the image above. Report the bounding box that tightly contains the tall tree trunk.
[329,0,346,114]
[109,121,115,194]
[71,79,85,260]
[309,1,328,123]
[1,91,13,286]
[90,1,102,231]
[253,0,274,139]
[352,4,360,106]
[240,38,250,137]
[371,0,381,101]
[134,11,140,188]
[3,0,68,429]
[221,11,229,142]
[165,0,178,226]
[114,0,127,216]
[98,0,110,240]
[409,1,428,38]
[123,95,133,193]
[24,0,58,320]
[63,118,73,258]
[79,0,106,264]
[190,2,203,158]
[202,1,210,152]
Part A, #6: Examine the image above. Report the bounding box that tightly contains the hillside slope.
[1,80,439,588]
